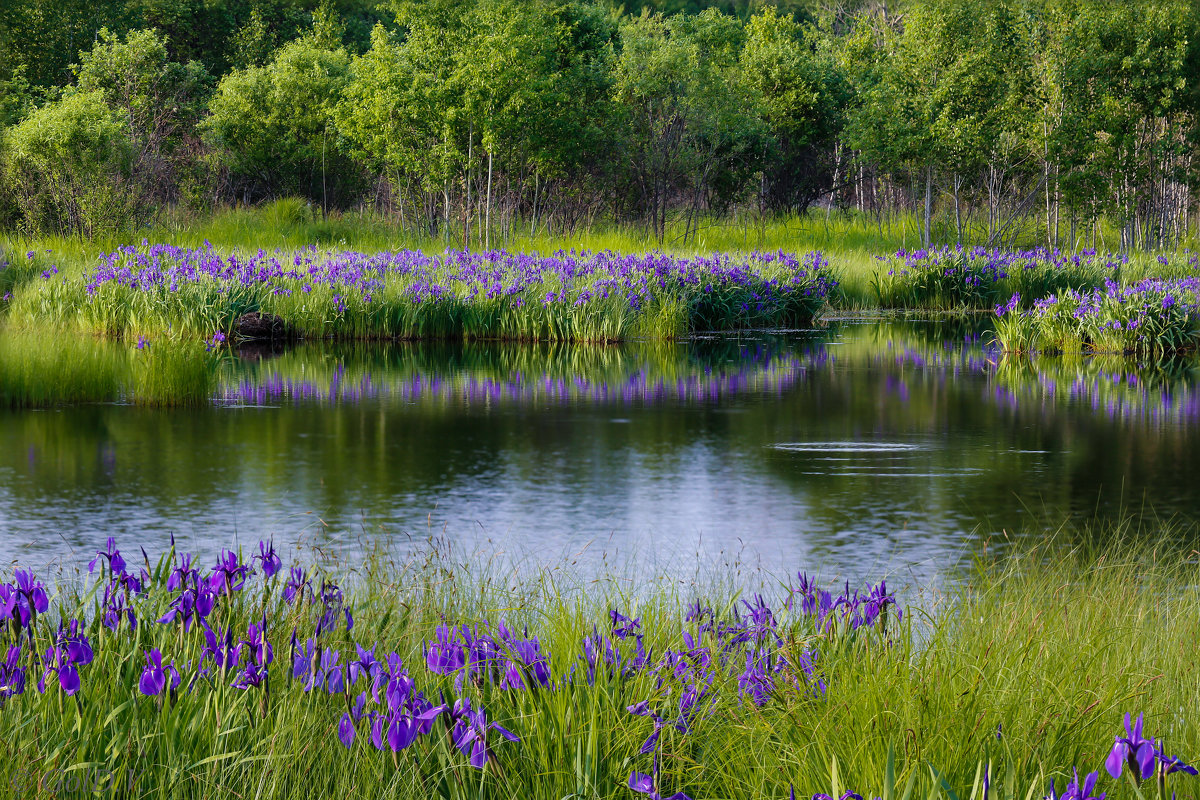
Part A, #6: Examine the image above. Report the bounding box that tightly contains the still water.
[3,320,1198,583]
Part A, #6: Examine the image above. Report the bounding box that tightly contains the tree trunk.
[923,164,933,248]
[485,147,493,252]
[465,125,473,250]
[953,173,962,245]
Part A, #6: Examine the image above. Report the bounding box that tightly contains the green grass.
[0,327,221,407]
[0,327,125,406]
[2,532,1198,799]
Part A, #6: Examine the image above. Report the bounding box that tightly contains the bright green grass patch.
[0,328,222,407]
[0,327,124,406]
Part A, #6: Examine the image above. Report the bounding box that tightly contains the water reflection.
[2,321,1198,586]
[218,340,823,408]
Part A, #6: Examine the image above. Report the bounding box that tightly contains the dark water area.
[4,320,1199,586]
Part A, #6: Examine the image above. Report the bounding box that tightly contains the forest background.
[1,0,1197,253]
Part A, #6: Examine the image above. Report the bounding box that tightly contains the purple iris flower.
[315,581,348,635]
[232,662,269,690]
[321,649,345,694]
[166,552,198,592]
[243,619,272,662]
[253,541,282,579]
[57,620,93,666]
[283,567,310,605]
[628,755,692,800]
[338,712,356,748]
[139,649,180,696]
[201,622,243,672]
[157,584,215,632]
[1106,713,1156,780]
[348,644,380,686]
[1045,770,1104,800]
[445,697,520,769]
[0,645,26,698]
[37,624,92,696]
[426,625,466,675]
[88,537,127,576]
[14,569,49,621]
[211,550,250,594]
[610,609,642,639]
[100,582,137,631]
[0,585,17,627]
[1154,747,1198,777]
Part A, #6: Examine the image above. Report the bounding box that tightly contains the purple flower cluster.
[70,244,836,339]
[6,532,1200,800]
[426,620,552,692]
[880,246,1119,308]
[1002,277,1200,354]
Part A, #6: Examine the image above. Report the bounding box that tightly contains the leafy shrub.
[3,91,139,236]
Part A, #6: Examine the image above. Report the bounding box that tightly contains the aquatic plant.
[874,247,1119,309]
[993,277,1200,355]
[10,244,837,342]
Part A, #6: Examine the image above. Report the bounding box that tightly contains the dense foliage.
[2,0,1198,249]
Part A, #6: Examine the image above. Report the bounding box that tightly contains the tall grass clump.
[6,244,838,343]
[1,532,1197,799]
[993,277,1200,355]
[0,328,226,408]
[128,334,225,406]
[0,328,125,406]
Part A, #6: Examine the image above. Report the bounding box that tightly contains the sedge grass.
[1,532,1198,800]
[0,328,221,408]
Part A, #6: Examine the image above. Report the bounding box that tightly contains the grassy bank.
[0,328,221,408]
[5,207,1193,316]
[2,244,838,343]
[1,534,1198,799]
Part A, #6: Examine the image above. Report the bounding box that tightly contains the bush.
[3,91,139,236]
[203,38,360,207]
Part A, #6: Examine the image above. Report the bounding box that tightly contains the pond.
[4,319,1199,584]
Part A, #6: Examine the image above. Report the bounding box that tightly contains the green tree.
[612,8,766,240]
[740,8,848,212]
[1045,0,1199,250]
[339,0,616,241]
[204,35,357,209]
[3,90,136,235]
[843,0,1031,246]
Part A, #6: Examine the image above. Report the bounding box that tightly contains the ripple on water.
[768,441,925,453]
